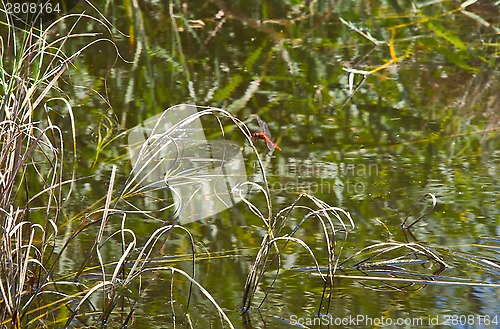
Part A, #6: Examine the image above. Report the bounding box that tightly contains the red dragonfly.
[252,116,281,151]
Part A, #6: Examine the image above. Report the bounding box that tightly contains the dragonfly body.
[252,116,281,151]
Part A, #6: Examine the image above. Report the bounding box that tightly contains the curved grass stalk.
[344,241,449,269]
[128,266,235,329]
[256,235,328,309]
[119,104,269,201]
[401,192,437,230]
[62,160,201,326]
[326,274,500,288]
[242,193,355,314]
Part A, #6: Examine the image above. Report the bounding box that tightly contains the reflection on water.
[40,0,500,327]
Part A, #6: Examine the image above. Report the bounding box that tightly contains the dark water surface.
[29,1,500,328]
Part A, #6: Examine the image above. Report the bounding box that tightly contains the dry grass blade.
[0,5,142,327]
[120,104,266,198]
[401,193,437,230]
[242,193,355,314]
[125,266,236,329]
[330,275,500,288]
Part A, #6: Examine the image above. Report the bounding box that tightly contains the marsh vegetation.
[0,0,499,328]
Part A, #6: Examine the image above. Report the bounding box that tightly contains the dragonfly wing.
[264,136,277,151]
[256,116,272,137]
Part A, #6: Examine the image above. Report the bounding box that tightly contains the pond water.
[5,0,500,328]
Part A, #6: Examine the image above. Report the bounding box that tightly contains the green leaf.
[212,74,243,101]
[427,21,467,51]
